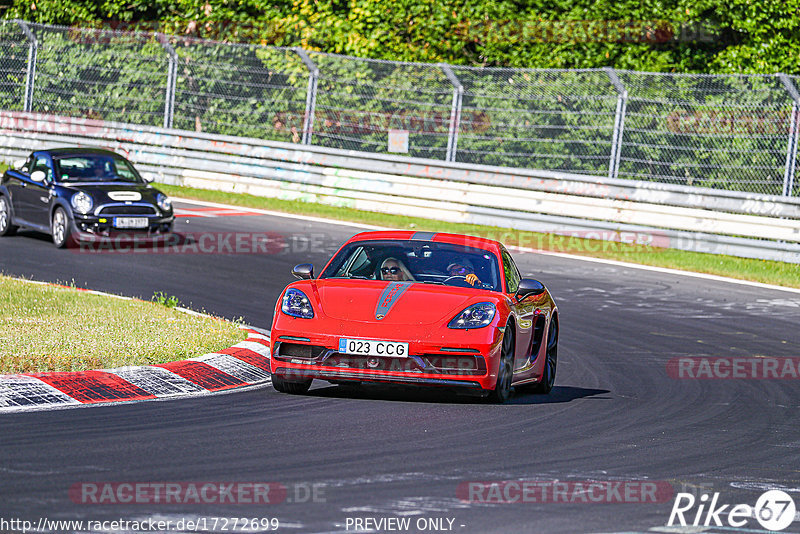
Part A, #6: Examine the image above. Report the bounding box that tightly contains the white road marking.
[174,198,800,295]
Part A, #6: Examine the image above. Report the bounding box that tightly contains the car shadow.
[306,384,610,405]
[13,229,51,243]
[508,386,611,405]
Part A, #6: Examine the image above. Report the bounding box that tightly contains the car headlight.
[281,288,314,319]
[156,193,172,212]
[70,191,93,214]
[448,302,496,329]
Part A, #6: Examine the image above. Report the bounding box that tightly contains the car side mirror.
[142,174,155,184]
[516,278,546,299]
[13,159,26,171]
[30,170,46,183]
[292,263,314,280]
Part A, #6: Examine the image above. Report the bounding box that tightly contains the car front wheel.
[0,195,17,236]
[51,207,73,248]
[487,324,514,404]
[532,318,558,394]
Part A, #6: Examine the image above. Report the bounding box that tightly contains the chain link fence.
[2,20,798,196]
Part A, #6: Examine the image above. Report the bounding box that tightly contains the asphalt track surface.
[1,201,800,533]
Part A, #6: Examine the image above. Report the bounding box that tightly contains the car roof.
[344,231,503,254]
[36,147,124,158]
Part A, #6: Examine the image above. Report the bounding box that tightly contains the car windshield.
[53,154,142,183]
[320,239,502,292]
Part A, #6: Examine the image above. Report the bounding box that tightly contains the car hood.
[304,279,501,325]
[61,183,162,205]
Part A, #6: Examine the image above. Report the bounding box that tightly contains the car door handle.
[20,182,26,187]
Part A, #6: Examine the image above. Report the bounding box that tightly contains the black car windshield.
[53,154,142,183]
[320,240,502,292]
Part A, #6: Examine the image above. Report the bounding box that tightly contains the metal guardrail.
[1,111,799,263]
[0,20,798,197]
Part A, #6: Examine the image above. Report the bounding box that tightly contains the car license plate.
[339,338,409,357]
[113,217,148,229]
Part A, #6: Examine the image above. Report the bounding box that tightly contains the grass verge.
[159,183,800,289]
[0,275,247,373]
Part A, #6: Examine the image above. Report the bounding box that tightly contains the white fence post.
[604,67,627,180]
[779,74,799,197]
[157,34,178,129]
[295,48,319,146]
[15,20,37,112]
[440,64,463,163]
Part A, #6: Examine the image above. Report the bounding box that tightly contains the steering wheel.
[443,275,474,288]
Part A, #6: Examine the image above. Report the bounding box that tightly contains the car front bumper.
[71,213,174,241]
[270,320,504,392]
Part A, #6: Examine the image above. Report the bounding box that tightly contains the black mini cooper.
[0,148,174,248]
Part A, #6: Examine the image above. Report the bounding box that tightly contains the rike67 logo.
[669,489,796,531]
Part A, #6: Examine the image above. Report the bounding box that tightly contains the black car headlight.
[448,302,496,329]
[70,192,93,215]
[156,193,172,212]
[282,288,314,319]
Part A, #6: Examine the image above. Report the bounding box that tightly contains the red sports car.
[269,231,558,402]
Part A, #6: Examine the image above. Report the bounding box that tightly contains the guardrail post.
[157,34,178,129]
[16,20,37,112]
[779,74,799,196]
[295,47,319,145]
[440,64,463,163]
[604,67,627,180]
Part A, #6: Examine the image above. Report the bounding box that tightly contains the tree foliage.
[3,0,799,74]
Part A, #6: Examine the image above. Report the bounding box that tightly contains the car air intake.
[98,205,156,215]
[278,343,328,359]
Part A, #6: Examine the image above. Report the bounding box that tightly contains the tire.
[533,317,558,394]
[51,207,72,249]
[487,324,514,404]
[272,374,312,395]
[0,195,17,236]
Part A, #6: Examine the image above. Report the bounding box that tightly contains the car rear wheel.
[51,207,72,248]
[533,318,558,394]
[487,325,514,404]
[272,374,312,395]
[0,195,17,236]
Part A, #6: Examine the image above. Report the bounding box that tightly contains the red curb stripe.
[155,361,245,391]
[28,370,156,404]
[220,347,270,371]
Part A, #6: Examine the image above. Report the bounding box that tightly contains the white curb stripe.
[0,375,81,409]
[232,340,271,357]
[189,353,271,384]
[109,366,206,397]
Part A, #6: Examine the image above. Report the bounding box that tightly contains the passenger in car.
[379,257,415,281]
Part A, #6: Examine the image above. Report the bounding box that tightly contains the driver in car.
[447,258,482,286]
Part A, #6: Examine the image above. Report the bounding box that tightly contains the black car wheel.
[51,207,72,248]
[533,318,558,394]
[487,324,514,404]
[272,375,312,395]
[0,195,17,236]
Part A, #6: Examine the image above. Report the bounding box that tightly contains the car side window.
[32,156,53,181]
[22,155,34,173]
[501,249,521,294]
